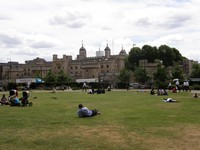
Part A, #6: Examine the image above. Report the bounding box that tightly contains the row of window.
[70,65,110,70]
[70,70,110,75]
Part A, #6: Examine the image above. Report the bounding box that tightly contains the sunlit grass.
[0,90,200,150]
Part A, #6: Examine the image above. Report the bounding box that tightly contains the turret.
[79,43,87,60]
[104,44,111,58]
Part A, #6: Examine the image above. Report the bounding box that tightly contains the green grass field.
[0,90,200,150]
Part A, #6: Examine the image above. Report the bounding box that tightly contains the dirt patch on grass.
[135,124,200,150]
[74,124,200,150]
[4,124,200,150]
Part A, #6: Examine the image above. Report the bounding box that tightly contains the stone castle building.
[52,44,127,82]
[0,44,127,86]
[0,43,198,87]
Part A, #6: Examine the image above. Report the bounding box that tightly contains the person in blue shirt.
[77,104,100,118]
[10,95,21,106]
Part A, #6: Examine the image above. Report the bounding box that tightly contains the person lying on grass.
[77,104,100,118]
[163,98,177,102]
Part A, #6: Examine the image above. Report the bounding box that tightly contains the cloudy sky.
[0,0,200,63]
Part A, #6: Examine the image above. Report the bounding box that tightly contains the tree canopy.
[127,44,183,71]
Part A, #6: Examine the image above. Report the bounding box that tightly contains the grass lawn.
[0,90,200,150]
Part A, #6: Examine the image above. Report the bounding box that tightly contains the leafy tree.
[158,45,175,67]
[172,65,184,81]
[128,47,142,71]
[190,64,200,78]
[44,70,56,84]
[141,45,158,63]
[134,67,149,84]
[153,65,168,88]
[56,70,69,85]
[128,44,183,72]
[118,68,132,85]
[124,56,131,70]
[118,68,132,89]
[172,48,183,62]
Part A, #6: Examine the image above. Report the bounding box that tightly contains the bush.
[191,84,200,90]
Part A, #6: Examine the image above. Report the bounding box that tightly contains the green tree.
[44,70,56,84]
[172,65,184,81]
[118,69,132,83]
[153,65,168,88]
[134,67,149,84]
[190,64,200,78]
[127,45,183,72]
[128,47,142,71]
[172,48,183,62]
[158,45,183,67]
[158,45,174,67]
[56,70,69,85]
[141,45,158,63]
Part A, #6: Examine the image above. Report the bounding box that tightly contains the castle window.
[71,67,73,69]
[76,66,78,69]
[107,65,109,68]
[101,65,103,68]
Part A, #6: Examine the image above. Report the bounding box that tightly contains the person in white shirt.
[175,80,180,91]
[77,104,100,118]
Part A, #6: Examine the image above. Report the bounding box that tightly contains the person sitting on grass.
[10,95,21,106]
[0,94,10,105]
[193,93,199,98]
[150,88,155,95]
[77,104,100,118]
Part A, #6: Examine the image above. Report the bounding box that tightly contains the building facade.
[0,44,198,87]
[52,44,127,84]
[0,44,127,86]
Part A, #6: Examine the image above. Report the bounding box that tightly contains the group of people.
[150,88,168,96]
[0,90,32,107]
[88,88,106,94]
[0,94,21,106]
[168,80,190,93]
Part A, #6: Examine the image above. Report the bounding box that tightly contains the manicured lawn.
[0,90,200,150]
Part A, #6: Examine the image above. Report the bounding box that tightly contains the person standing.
[168,82,172,90]
[175,80,180,92]
[82,82,87,91]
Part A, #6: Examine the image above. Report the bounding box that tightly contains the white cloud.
[0,0,199,63]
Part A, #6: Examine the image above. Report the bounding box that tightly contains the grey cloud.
[49,10,92,29]
[135,17,152,26]
[102,26,112,30]
[11,49,39,56]
[159,14,192,29]
[30,41,56,49]
[0,14,11,20]
[0,33,22,47]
